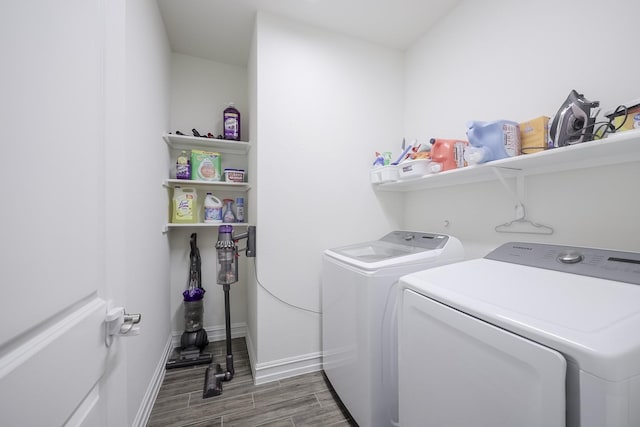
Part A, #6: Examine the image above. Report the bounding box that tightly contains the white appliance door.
[0,0,118,425]
[399,289,567,427]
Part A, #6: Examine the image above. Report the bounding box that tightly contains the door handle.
[105,307,142,346]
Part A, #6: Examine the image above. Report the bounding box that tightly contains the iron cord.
[252,257,321,315]
[569,105,628,141]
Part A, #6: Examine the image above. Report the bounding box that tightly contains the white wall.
[247,22,259,374]
[402,0,640,257]
[169,53,249,140]
[252,12,403,381]
[168,54,250,340]
[119,0,172,424]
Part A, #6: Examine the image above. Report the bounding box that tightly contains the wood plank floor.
[147,337,358,427]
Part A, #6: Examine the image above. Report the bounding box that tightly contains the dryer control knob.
[557,251,584,264]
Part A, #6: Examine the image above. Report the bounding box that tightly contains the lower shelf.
[162,222,250,233]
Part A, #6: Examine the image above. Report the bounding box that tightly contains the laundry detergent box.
[519,116,550,154]
[191,149,221,181]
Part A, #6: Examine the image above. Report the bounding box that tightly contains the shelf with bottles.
[164,186,248,233]
[163,131,250,233]
[373,128,640,192]
[163,133,250,154]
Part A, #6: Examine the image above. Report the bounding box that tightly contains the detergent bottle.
[223,103,241,141]
[464,120,521,165]
[176,150,190,180]
[429,138,468,172]
[203,193,223,224]
[172,186,198,223]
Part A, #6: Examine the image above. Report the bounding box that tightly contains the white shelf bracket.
[491,167,554,235]
[491,167,525,208]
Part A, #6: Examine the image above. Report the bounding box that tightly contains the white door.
[0,0,117,425]
[399,289,567,427]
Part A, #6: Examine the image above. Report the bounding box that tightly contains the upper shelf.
[163,133,251,154]
[373,128,640,192]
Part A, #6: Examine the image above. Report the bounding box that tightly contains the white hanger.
[494,202,554,235]
[492,168,554,235]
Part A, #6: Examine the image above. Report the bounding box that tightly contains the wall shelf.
[163,178,251,191]
[373,129,640,192]
[163,133,250,154]
[163,133,251,234]
[163,222,250,233]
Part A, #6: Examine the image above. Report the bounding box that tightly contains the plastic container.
[235,197,245,223]
[222,199,237,223]
[465,120,521,165]
[183,299,204,332]
[223,103,241,141]
[172,186,198,223]
[223,168,245,183]
[370,165,399,184]
[203,193,223,224]
[430,139,468,172]
[176,150,190,180]
[398,159,433,179]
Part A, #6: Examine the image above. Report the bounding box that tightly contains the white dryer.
[398,241,640,427]
[322,231,464,427]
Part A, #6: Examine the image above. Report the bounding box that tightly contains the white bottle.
[203,193,222,223]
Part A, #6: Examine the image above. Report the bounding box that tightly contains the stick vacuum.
[203,225,256,398]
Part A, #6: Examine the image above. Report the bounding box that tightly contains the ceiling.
[157,0,462,66]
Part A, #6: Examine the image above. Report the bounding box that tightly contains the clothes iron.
[549,89,599,147]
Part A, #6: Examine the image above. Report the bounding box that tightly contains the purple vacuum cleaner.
[165,233,213,369]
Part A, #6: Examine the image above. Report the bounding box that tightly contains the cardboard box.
[519,116,550,154]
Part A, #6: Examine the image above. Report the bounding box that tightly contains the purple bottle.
[223,103,241,141]
[176,150,191,180]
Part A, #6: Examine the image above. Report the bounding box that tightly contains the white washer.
[322,231,464,427]
[398,241,640,427]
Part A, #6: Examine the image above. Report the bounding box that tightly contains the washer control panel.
[486,242,640,285]
[379,231,449,250]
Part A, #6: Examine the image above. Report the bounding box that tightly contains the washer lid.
[400,256,640,382]
[324,232,459,270]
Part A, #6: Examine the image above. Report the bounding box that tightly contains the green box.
[191,149,221,181]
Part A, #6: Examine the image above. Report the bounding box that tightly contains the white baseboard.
[245,332,258,380]
[253,351,323,385]
[133,336,173,427]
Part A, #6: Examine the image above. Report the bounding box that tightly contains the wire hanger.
[494,202,554,235]
[492,168,554,235]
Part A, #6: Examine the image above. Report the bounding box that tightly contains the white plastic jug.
[203,193,223,223]
[465,120,520,165]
